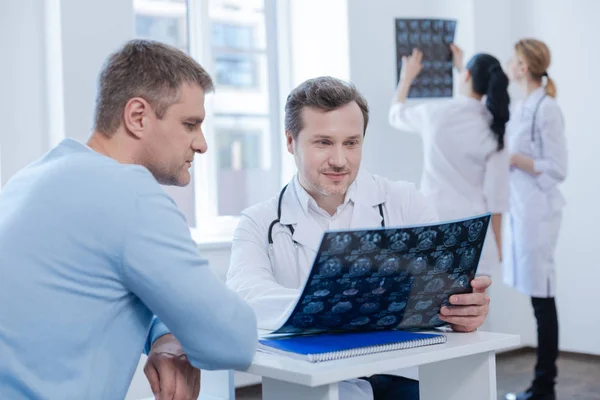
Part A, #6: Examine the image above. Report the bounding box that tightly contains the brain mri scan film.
[273,215,489,334]
[396,18,457,99]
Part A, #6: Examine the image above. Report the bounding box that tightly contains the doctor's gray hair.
[285,76,369,139]
[94,39,214,136]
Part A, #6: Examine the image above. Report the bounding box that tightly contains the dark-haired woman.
[389,44,509,278]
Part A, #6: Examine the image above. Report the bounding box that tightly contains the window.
[191,0,282,237]
[135,0,284,239]
[134,0,188,53]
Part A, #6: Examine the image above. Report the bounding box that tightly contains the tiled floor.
[235,348,600,399]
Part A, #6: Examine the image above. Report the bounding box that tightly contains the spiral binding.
[307,336,447,362]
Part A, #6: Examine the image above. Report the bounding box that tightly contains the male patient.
[226,76,492,400]
[0,40,257,400]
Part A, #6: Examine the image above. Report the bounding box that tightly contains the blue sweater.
[0,139,257,399]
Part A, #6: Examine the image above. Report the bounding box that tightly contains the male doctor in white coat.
[226,76,492,400]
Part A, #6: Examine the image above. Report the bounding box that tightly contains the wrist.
[150,333,181,354]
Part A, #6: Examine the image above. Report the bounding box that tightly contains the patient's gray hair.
[94,39,214,135]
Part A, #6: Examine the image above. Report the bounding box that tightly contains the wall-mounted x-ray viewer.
[395,18,457,99]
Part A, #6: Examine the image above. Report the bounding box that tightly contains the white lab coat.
[388,96,509,276]
[226,172,438,400]
[503,87,567,297]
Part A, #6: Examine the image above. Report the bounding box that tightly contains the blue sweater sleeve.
[144,317,171,355]
[122,187,257,370]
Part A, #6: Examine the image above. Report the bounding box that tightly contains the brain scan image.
[459,247,477,271]
[319,257,342,278]
[417,229,437,250]
[360,233,382,252]
[415,299,433,311]
[421,273,434,282]
[378,256,400,275]
[402,314,423,325]
[303,301,324,314]
[350,257,372,277]
[429,314,445,326]
[273,215,489,334]
[396,19,456,99]
[350,316,371,326]
[329,233,352,253]
[468,221,485,242]
[389,231,411,251]
[443,225,462,247]
[439,293,452,306]
[434,252,454,272]
[377,315,397,326]
[372,283,386,295]
[452,275,471,289]
[313,289,330,297]
[319,314,342,327]
[425,277,445,293]
[360,302,380,314]
[388,301,407,312]
[293,315,313,327]
[408,255,428,275]
[331,301,353,314]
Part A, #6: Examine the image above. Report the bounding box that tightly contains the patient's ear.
[123,97,151,139]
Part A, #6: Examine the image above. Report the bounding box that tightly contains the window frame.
[188,0,291,242]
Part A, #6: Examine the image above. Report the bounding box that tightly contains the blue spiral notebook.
[258,330,446,362]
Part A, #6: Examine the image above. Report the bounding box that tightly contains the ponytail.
[485,64,510,151]
[466,53,511,151]
[545,75,557,98]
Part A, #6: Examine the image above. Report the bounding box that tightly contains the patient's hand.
[438,276,491,332]
[145,333,200,400]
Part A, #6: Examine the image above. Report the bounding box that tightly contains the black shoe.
[505,388,556,400]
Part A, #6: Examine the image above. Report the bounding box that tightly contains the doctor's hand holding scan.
[225,76,492,400]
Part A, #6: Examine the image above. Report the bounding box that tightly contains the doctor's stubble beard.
[315,167,353,198]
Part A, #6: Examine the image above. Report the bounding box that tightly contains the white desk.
[200,330,519,400]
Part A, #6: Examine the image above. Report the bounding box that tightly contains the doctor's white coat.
[226,173,438,399]
[503,87,567,297]
[227,172,438,331]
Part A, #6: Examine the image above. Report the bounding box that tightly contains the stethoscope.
[267,183,386,254]
[530,94,547,154]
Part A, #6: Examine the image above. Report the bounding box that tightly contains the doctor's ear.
[463,69,472,83]
[285,131,295,155]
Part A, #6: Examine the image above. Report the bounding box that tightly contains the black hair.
[465,53,510,151]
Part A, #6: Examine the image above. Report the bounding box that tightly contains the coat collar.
[523,87,547,109]
[278,172,386,251]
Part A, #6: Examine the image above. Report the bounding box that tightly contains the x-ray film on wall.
[395,19,457,98]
